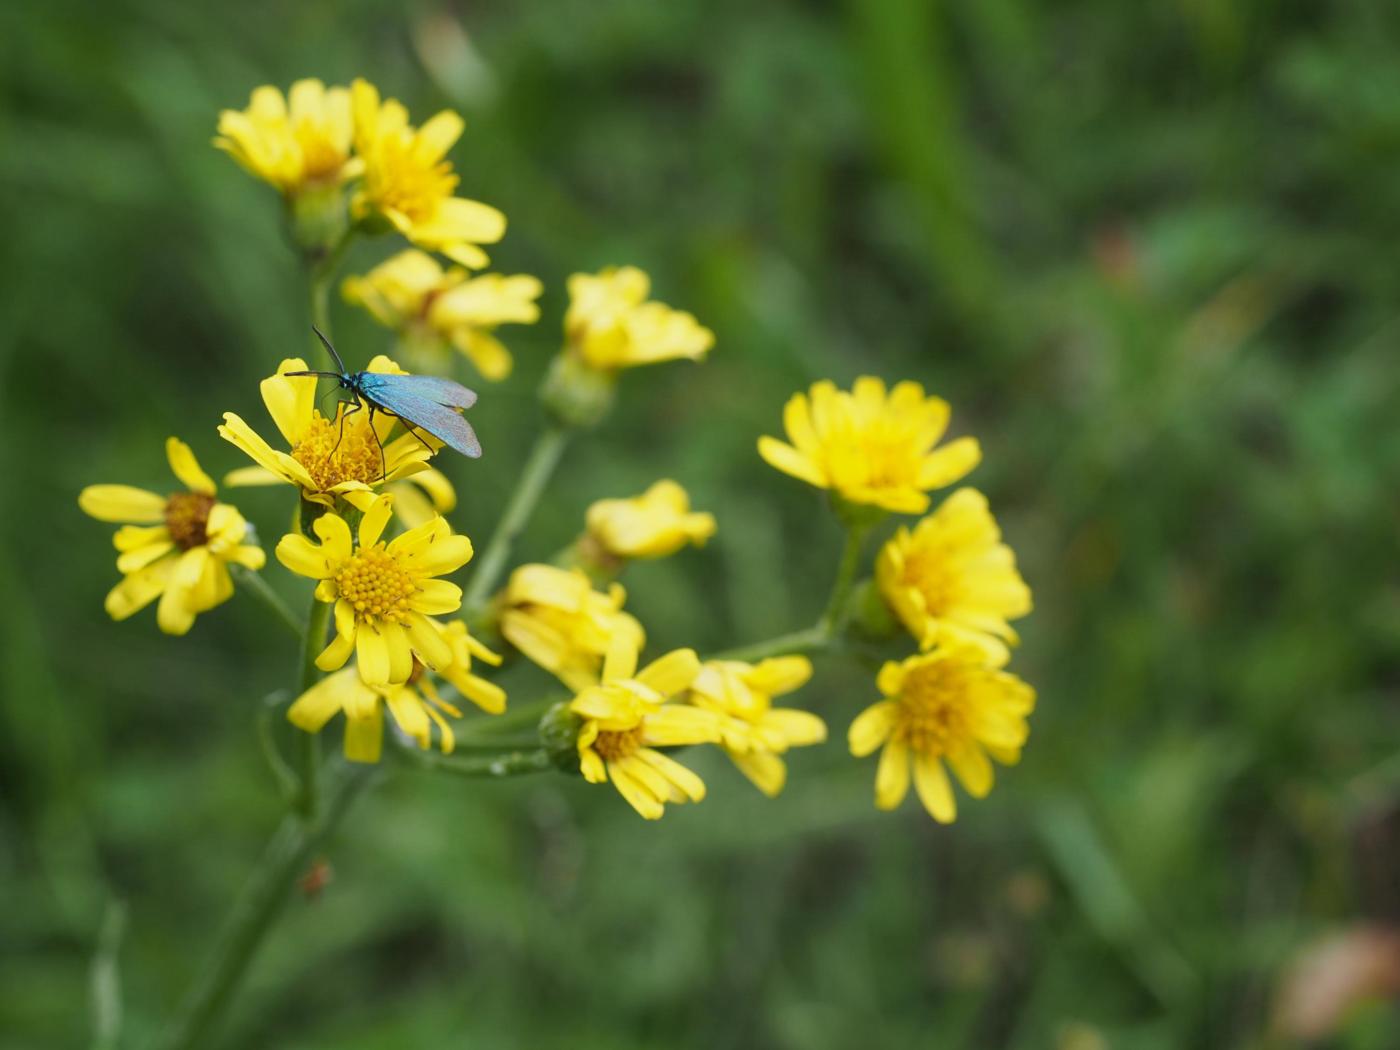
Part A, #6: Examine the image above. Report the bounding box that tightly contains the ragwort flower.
[876,488,1032,658]
[584,480,716,561]
[276,494,473,686]
[219,356,436,510]
[350,79,505,268]
[342,248,542,381]
[499,564,644,691]
[79,438,265,634]
[758,377,981,514]
[214,79,358,196]
[571,640,721,819]
[288,619,505,762]
[849,645,1034,823]
[688,657,827,797]
[564,266,713,371]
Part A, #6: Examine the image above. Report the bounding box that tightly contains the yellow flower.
[564,266,713,370]
[499,564,645,691]
[571,641,721,819]
[214,79,358,195]
[758,377,981,514]
[219,356,435,509]
[877,488,1032,657]
[350,79,505,268]
[288,620,505,762]
[342,249,542,381]
[79,438,265,635]
[276,494,473,686]
[584,480,716,560]
[688,657,827,797]
[849,646,1034,823]
[387,467,456,530]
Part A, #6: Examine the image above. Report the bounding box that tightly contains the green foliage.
[2,0,1399,1046]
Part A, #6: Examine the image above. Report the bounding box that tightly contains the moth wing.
[368,388,483,459]
[359,372,478,410]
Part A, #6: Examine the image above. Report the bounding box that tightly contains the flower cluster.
[83,74,1037,833]
[759,376,1035,823]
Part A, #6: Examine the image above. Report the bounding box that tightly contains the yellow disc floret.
[290,411,385,490]
[333,544,417,624]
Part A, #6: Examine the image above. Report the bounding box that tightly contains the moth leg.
[365,403,388,483]
[330,396,363,461]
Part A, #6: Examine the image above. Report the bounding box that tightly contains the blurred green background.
[4,0,1400,1047]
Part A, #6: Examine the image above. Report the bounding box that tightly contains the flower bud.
[846,577,900,641]
[289,182,349,257]
[538,700,583,774]
[539,352,616,428]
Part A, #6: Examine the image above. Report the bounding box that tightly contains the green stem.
[456,696,561,738]
[296,598,332,820]
[159,765,374,1050]
[818,521,871,634]
[715,521,871,664]
[231,566,302,641]
[713,626,832,664]
[462,426,571,612]
[308,230,354,347]
[396,742,553,778]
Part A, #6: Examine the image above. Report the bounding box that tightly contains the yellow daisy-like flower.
[758,377,982,514]
[79,438,265,635]
[350,78,505,269]
[387,466,456,530]
[571,640,721,820]
[276,494,473,686]
[849,646,1035,824]
[288,620,505,762]
[214,79,359,195]
[342,248,542,381]
[584,480,717,560]
[564,266,714,370]
[498,564,645,691]
[688,657,827,797]
[877,488,1032,657]
[219,356,435,510]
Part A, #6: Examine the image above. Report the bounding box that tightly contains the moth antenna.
[311,325,347,375]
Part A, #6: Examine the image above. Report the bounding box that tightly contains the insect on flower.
[288,327,483,473]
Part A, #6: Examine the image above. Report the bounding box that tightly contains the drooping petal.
[912,752,957,823]
[728,749,788,798]
[874,739,911,810]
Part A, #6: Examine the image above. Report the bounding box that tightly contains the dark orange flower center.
[165,492,216,550]
[593,727,644,762]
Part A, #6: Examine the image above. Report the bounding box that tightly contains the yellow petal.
[165,437,216,494]
[636,748,706,802]
[917,436,981,490]
[848,700,899,757]
[912,752,957,822]
[728,749,787,798]
[80,485,166,523]
[874,739,910,810]
[635,648,700,698]
[359,493,394,548]
[343,710,385,763]
[104,557,175,620]
[757,437,827,488]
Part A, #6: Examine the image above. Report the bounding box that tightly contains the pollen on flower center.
[593,727,644,762]
[165,491,216,550]
[899,664,973,755]
[334,544,416,624]
[291,411,384,491]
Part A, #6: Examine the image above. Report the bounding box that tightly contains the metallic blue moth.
[286,328,483,459]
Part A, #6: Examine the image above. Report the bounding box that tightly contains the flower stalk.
[462,425,571,612]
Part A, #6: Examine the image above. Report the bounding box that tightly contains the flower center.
[334,543,416,624]
[291,410,384,491]
[365,139,457,222]
[164,492,216,550]
[593,727,644,763]
[899,663,974,756]
[901,546,958,613]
